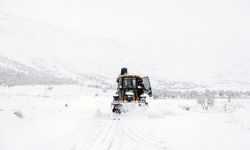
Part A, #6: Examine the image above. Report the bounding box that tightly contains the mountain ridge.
[1,12,250,90]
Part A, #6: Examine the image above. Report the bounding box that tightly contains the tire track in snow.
[74,119,111,150]
[133,124,167,145]
[108,120,124,150]
[77,119,121,150]
[124,123,169,150]
[106,139,114,150]
[74,117,170,150]
[100,120,123,150]
[123,124,155,149]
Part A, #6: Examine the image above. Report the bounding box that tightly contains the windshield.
[123,78,136,89]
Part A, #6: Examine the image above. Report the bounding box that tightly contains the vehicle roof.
[118,74,142,78]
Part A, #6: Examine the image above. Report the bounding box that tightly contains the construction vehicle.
[111,68,152,114]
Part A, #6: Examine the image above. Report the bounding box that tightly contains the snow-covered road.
[1,86,250,150]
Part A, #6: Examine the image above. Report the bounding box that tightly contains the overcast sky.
[0,0,162,37]
[1,0,250,39]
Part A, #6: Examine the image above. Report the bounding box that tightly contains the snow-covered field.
[1,85,250,150]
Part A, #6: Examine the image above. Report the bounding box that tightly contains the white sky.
[1,0,249,38]
[0,0,161,37]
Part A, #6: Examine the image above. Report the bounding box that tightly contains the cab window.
[123,78,136,89]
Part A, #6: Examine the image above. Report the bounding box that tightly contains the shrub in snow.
[197,96,206,110]
[47,86,53,90]
[197,90,215,110]
[14,111,24,118]
[206,96,215,107]
[224,102,238,112]
[95,93,99,97]
[182,106,191,111]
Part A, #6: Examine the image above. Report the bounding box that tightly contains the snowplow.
[111,68,152,114]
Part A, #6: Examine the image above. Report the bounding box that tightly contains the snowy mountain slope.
[0,54,77,85]
[0,53,114,88]
[31,58,113,88]
[23,57,78,79]
[0,13,140,76]
[0,12,250,89]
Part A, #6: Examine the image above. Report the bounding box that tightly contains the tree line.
[153,89,250,99]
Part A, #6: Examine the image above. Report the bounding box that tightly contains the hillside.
[0,12,250,89]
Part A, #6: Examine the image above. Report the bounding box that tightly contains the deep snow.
[1,85,250,150]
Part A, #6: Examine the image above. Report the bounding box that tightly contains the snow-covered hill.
[0,13,115,87]
[0,54,76,85]
[0,53,113,88]
[0,12,250,89]
[0,13,137,76]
